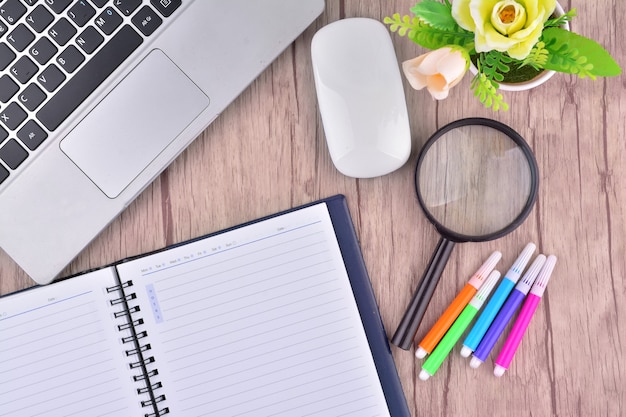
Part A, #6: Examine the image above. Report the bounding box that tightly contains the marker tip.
[460,346,472,358]
[418,369,431,381]
[415,347,427,359]
[469,357,483,369]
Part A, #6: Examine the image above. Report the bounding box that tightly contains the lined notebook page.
[117,202,391,416]
[0,268,145,417]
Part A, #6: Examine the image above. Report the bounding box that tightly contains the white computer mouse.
[311,18,411,178]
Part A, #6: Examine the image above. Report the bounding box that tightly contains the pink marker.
[494,255,557,377]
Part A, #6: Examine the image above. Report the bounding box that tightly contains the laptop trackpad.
[61,49,209,199]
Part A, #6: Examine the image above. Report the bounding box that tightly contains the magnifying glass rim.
[414,117,539,243]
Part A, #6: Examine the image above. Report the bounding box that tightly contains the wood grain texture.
[1,1,624,416]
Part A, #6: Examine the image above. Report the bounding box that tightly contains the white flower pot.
[469,2,569,92]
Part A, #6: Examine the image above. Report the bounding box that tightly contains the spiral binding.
[114,305,140,318]
[118,318,144,331]
[106,279,133,293]
[134,369,159,382]
[147,407,170,417]
[107,279,170,416]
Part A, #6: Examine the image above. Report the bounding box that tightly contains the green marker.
[419,269,501,381]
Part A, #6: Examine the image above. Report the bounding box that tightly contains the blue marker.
[460,243,536,358]
[469,254,546,369]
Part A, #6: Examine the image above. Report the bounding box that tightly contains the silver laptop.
[0,0,325,285]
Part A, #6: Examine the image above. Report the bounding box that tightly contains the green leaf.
[478,51,512,81]
[384,13,474,50]
[520,41,549,70]
[410,20,474,50]
[541,27,622,78]
[544,8,577,28]
[383,14,421,39]
[410,0,457,31]
[470,72,509,111]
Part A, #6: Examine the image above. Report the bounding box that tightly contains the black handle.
[391,236,456,350]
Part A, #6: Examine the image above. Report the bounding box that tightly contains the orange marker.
[415,251,502,359]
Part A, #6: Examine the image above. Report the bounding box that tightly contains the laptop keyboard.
[0,0,182,186]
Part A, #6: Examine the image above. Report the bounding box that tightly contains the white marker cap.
[469,270,501,309]
[509,243,536,278]
[460,345,473,358]
[468,251,502,289]
[516,254,546,295]
[469,356,483,369]
[530,255,557,297]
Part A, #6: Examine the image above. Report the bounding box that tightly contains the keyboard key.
[68,1,96,27]
[114,0,142,16]
[57,45,85,73]
[91,0,109,7]
[1,102,28,131]
[95,7,123,35]
[17,120,48,150]
[18,84,47,111]
[37,25,143,131]
[38,64,66,92]
[0,75,19,102]
[151,0,181,18]
[0,139,28,170]
[76,25,104,54]
[26,5,55,33]
[30,37,58,65]
[132,6,162,36]
[10,55,38,84]
[49,17,77,46]
[0,164,9,185]
[7,23,36,52]
[0,126,7,141]
[0,21,7,37]
[47,0,74,14]
[22,0,38,6]
[0,0,27,25]
[0,43,16,70]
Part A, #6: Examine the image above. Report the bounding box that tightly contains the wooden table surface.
[1,1,624,416]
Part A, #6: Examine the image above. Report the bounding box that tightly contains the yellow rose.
[402,47,469,100]
[452,0,556,60]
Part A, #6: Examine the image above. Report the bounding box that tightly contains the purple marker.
[469,254,546,369]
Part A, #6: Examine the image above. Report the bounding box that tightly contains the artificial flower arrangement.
[384,0,621,110]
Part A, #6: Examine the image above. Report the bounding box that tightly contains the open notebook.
[0,195,409,417]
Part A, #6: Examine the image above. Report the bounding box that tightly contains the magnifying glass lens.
[418,124,533,237]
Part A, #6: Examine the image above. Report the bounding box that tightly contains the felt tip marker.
[419,270,501,381]
[469,254,546,369]
[415,251,501,359]
[460,243,536,358]
[494,255,557,377]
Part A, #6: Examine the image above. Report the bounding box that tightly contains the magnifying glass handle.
[391,236,456,350]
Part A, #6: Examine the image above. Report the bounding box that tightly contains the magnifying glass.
[391,118,539,350]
